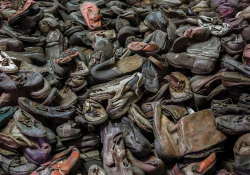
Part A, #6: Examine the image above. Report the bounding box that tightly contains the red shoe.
[80,2,102,30]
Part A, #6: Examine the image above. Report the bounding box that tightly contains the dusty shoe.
[126,149,165,175]
[80,2,102,30]
[88,165,106,175]
[54,87,77,106]
[18,97,76,121]
[102,124,133,175]
[0,51,18,74]
[142,60,159,93]
[216,115,250,135]
[8,0,37,26]
[107,90,143,119]
[167,153,216,175]
[66,76,87,92]
[0,106,14,127]
[31,146,80,175]
[166,36,221,74]
[114,117,152,158]
[153,102,226,160]
[56,120,82,141]
[128,104,153,134]
[0,154,37,175]
[166,72,193,103]
[70,60,89,77]
[233,133,250,175]
[13,109,47,138]
[56,48,79,66]
[81,99,108,125]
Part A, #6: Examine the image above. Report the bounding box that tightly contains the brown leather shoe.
[153,102,226,160]
[166,72,193,102]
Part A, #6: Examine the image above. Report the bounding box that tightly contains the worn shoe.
[153,102,226,159]
[166,72,193,103]
[80,2,102,30]
[56,120,82,141]
[31,146,80,175]
[126,149,165,175]
[216,115,250,135]
[18,97,76,121]
[0,51,18,74]
[167,153,216,175]
[233,133,250,175]
[81,99,108,125]
[13,109,47,138]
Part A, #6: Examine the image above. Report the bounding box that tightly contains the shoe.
[80,2,102,30]
[13,109,47,138]
[31,146,80,175]
[184,26,210,41]
[81,99,108,125]
[153,102,226,159]
[0,38,24,52]
[233,133,250,175]
[128,41,160,55]
[70,60,89,77]
[107,90,143,119]
[167,153,216,175]
[93,36,114,59]
[18,97,76,121]
[0,106,14,127]
[126,149,165,175]
[166,72,193,102]
[88,165,106,175]
[20,9,44,32]
[0,73,17,91]
[0,119,39,149]
[54,87,77,106]
[9,71,44,91]
[36,1,59,15]
[190,69,225,95]
[39,14,59,34]
[0,51,18,74]
[91,55,146,82]
[87,30,116,41]
[166,36,221,74]
[102,124,133,175]
[56,120,82,141]
[128,104,153,134]
[114,117,152,158]
[216,115,250,135]
[56,48,79,66]
[222,71,250,87]
[23,140,51,164]
[221,34,245,55]
[212,102,250,117]
[28,79,51,99]
[0,154,37,175]
[8,0,37,26]
[223,58,250,78]
[66,76,87,92]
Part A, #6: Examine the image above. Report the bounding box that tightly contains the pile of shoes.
[0,0,250,174]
